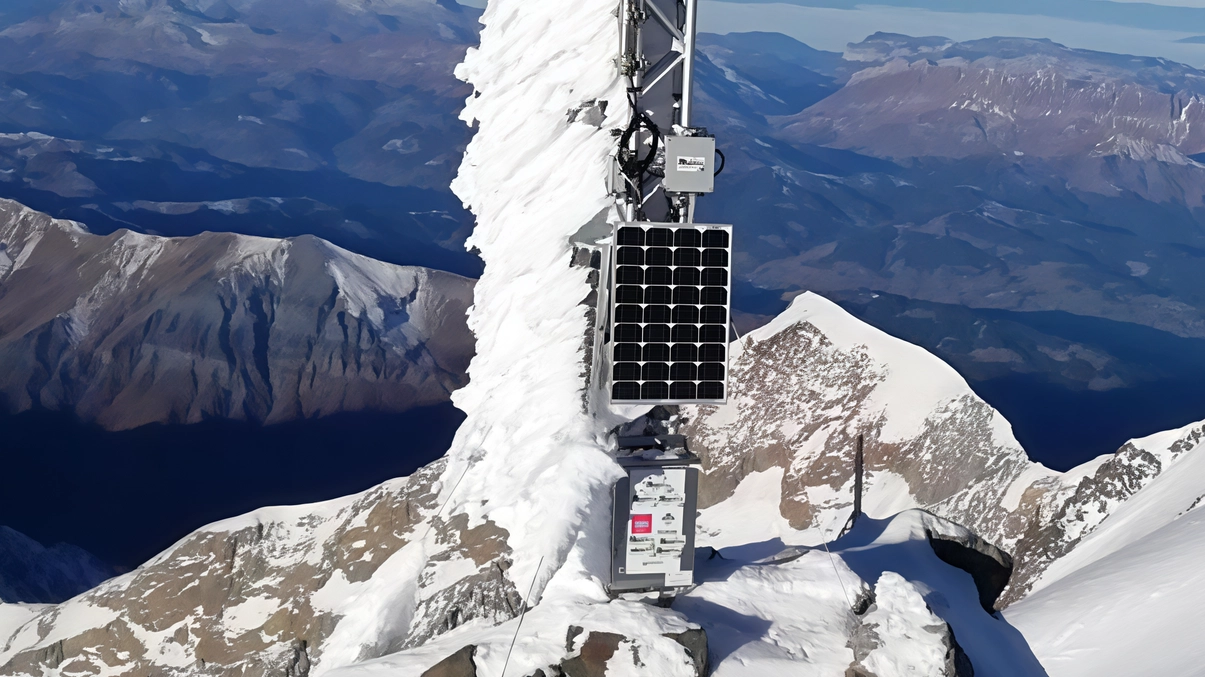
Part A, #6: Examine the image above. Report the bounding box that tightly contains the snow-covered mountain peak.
[685,290,1051,556]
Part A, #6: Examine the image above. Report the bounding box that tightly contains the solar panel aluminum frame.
[607,221,733,406]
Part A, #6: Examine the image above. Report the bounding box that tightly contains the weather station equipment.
[603,0,731,597]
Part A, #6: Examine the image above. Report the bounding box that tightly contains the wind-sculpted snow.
[0,199,474,429]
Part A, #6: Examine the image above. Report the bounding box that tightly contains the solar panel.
[608,222,733,404]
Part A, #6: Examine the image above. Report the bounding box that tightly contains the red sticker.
[631,515,652,534]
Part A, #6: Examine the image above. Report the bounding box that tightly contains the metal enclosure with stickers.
[609,435,701,594]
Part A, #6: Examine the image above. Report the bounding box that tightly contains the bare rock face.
[0,199,474,429]
[0,459,522,677]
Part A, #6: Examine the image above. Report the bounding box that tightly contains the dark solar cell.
[642,362,670,381]
[645,286,672,304]
[645,267,672,285]
[671,344,698,362]
[674,248,701,266]
[646,228,673,246]
[673,267,700,286]
[701,306,727,324]
[614,363,641,381]
[699,363,725,381]
[670,363,697,381]
[645,248,673,266]
[617,227,645,245]
[615,305,642,323]
[672,305,699,324]
[610,223,731,402]
[700,287,727,305]
[670,382,697,399]
[644,324,671,342]
[702,229,729,248]
[614,344,641,362]
[616,266,644,284]
[616,285,643,304]
[644,305,672,323]
[613,382,642,399]
[674,229,701,247]
[615,324,642,343]
[641,382,670,399]
[672,287,700,305]
[701,267,728,286]
[672,325,699,343]
[643,343,670,362]
[702,248,728,267]
[616,246,644,265]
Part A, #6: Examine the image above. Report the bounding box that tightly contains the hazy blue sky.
[457,0,1205,66]
[697,0,1205,64]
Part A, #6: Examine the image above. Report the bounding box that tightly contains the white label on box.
[625,468,689,574]
[664,570,692,586]
[677,156,706,172]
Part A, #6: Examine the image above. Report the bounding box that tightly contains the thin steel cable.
[418,460,472,545]
[500,555,545,677]
[811,522,860,664]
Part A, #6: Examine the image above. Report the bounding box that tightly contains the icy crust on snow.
[684,291,1059,553]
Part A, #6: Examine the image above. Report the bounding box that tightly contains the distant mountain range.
[692,31,1205,463]
[0,0,483,276]
[0,198,474,429]
[0,526,113,604]
[2,0,1205,458]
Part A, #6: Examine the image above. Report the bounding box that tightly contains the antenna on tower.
[604,0,731,599]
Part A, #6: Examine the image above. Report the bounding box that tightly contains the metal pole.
[853,434,863,519]
[679,0,698,127]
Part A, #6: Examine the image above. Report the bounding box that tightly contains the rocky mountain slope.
[1005,419,1205,675]
[0,198,474,429]
[0,527,114,605]
[683,291,1205,605]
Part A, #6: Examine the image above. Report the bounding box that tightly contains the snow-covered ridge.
[0,198,474,428]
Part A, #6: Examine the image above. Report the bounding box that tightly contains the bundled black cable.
[616,100,662,182]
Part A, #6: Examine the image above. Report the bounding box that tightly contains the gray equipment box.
[610,440,700,594]
[663,135,715,194]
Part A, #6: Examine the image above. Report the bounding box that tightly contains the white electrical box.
[663,135,715,194]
